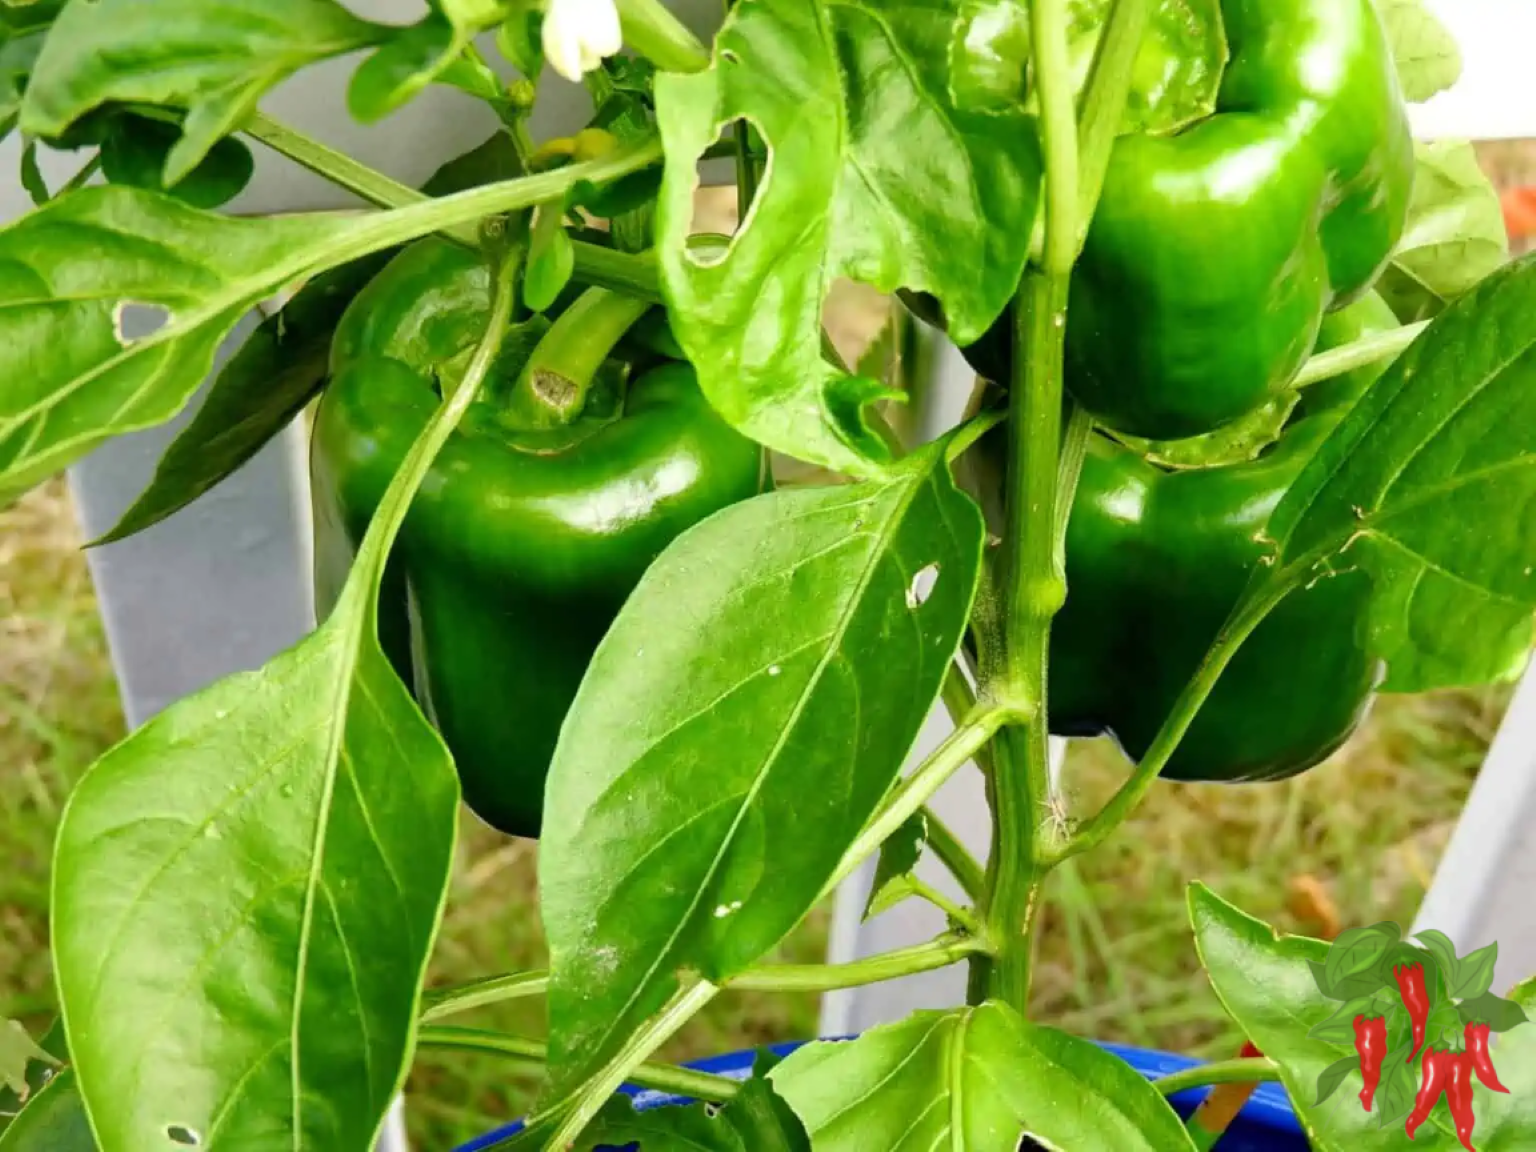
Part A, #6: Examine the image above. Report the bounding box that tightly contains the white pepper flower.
[542,0,624,82]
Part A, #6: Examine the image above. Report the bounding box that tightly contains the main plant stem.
[976,0,1078,1011]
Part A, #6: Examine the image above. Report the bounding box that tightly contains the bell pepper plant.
[3,0,1536,1149]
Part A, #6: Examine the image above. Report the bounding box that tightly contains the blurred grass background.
[2,142,1532,1147]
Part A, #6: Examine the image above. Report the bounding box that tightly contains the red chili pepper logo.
[1395,962,1431,1064]
[1353,1015,1387,1111]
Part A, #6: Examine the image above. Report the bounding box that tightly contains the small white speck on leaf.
[907,563,940,608]
[768,665,781,677]
[713,901,743,918]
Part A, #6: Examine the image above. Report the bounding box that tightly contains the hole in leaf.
[703,1102,723,1118]
[112,301,172,345]
[906,563,940,609]
[685,118,771,270]
[165,1125,201,1146]
[720,49,740,65]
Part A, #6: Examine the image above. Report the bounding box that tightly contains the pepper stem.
[505,287,653,427]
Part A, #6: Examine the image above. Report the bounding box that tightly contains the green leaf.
[1458,991,1530,1035]
[0,1067,92,1152]
[96,251,393,543]
[0,1023,53,1105]
[1190,883,1461,1149]
[654,0,1042,477]
[1377,140,1508,325]
[1441,980,1536,1147]
[580,1056,810,1151]
[348,13,457,122]
[495,1,544,79]
[1315,1055,1359,1107]
[1325,922,1401,993]
[771,1002,1197,1150]
[0,187,353,507]
[1376,0,1462,104]
[1309,996,1381,1046]
[46,240,514,1149]
[1373,1041,1418,1130]
[21,0,387,184]
[524,204,574,313]
[1414,928,1463,990]
[0,8,52,143]
[862,812,926,919]
[540,441,984,1094]
[16,134,45,203]
[96,130,516,543]
[1310,959,1340,1000]
[99,114,254,208]
[1261,256,1536,693]
[1451,942,1499,1001]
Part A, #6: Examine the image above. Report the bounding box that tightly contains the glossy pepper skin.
[1397,962,1432,1064]
[1355,1015,1387,1112]
[941,0,1413,440]
[1037,293,1397,782]
[1446,1051,1479,1152]
[1407,1047,1454,1140]
[311,239,767,838]
[1465,1023,1510,1094]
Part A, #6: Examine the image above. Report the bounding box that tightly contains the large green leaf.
[1260,256,1536,692]
[1377,140,1508,324]
[771,1002,1196,1151]
[653,0,1041,476]
[1375,0,1461,104]
[20,0,386,183]
[0,187,351,507]
[0,143,653,509]
[1191,884,1457,1149]
[47,238,519,1150]
[540,441,984,1093]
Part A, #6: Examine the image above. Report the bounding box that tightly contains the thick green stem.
[572,244,664,301]
[418,1026,739,1103]
[729,934,989,993]
[1295,322,1427,387]
[508,287,653,426]
[615,0,712,72]
[1051,577,1290,863]
[1152,1057,1281,1097]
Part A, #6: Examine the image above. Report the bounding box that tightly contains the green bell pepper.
[970,293,1397,782]
[945,0,1414,440]
[311,239,767,837]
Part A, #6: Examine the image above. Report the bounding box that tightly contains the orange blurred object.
[1501,186,1536,239]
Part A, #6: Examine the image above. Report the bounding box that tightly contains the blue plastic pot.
[455,1040,1307,1151]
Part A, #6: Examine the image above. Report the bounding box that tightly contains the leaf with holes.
[95,129,520,542]
[20,0,386,183]
[1377,141,1508,324]
[771,1002,1196,1150]
[46,245,508,1147]
[1258,255,1536,693]
[653,0,1041,476]
[0,186,361,508]
[540,439,984,1093]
